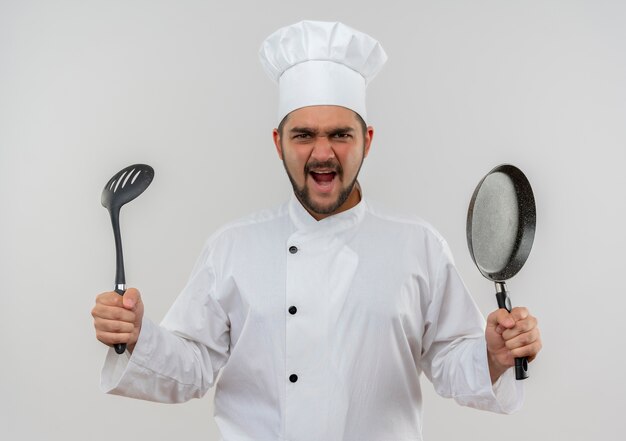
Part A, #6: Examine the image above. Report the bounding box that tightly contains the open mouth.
[310,171,337,184]
[308,170,338,193]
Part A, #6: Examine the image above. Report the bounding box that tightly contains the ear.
[363,126,374,158]
[272,128,283,160]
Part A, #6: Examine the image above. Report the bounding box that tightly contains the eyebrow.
[289,126,317,135]
[289,126,356,135]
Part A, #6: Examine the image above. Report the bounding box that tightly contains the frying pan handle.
[113,286,127,355]
[495,290,529,380]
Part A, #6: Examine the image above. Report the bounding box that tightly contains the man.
[92,21,541,440]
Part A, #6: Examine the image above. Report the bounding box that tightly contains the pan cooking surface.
[470,171,519,274]
[467,164,536,282]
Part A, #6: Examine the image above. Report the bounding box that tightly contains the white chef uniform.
[101,20,523,441]
[102,194,523,441]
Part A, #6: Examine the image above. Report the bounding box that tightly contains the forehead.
[283,105,361,129]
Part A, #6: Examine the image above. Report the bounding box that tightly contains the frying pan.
[466,164,536,380]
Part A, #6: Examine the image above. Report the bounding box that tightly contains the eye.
[293,133,312,140]
[332,133,351,139]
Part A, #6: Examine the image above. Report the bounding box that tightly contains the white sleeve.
[419,240,524,414]
[100,244,231,403]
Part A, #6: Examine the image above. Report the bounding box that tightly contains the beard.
[281,153,364,217]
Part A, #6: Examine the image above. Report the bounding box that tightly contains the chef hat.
[259,20,387,124]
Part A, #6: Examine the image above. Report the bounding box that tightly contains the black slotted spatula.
[101,164,154,354]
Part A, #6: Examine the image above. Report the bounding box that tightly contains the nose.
[310,138,335,161]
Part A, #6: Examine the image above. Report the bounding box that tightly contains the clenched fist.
[485,306,542,383]
[91,288,144,353]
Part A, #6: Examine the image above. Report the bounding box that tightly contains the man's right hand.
[91,288,144,353]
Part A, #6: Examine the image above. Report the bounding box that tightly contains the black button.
[289,246,298,254]
[288,306,297,315]
[289,374,298,383]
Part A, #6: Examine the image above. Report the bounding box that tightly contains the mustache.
[305,160,342,175]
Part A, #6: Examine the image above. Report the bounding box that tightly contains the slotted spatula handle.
[114,285,127,354]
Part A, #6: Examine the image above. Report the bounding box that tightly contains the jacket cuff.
[452,338,524,413]
[478,339,525,414]
[100,316,156,394]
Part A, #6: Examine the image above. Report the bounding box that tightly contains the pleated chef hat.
[259,20,387,124]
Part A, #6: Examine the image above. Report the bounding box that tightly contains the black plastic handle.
[495,289,529,380]
[114,286,127,354]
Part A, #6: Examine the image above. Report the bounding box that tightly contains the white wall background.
[1,0,625,440]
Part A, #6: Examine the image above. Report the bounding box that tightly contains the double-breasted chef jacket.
[102,193,523,441]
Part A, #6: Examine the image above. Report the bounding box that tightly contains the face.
[273,105,373,220]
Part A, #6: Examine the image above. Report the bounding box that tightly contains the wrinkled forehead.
[280,105,364,130]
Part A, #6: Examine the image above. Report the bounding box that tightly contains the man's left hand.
[485,307,542,383]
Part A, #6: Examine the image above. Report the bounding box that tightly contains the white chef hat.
[259,20,387,125]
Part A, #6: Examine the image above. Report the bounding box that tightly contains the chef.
[91,20,542,441]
